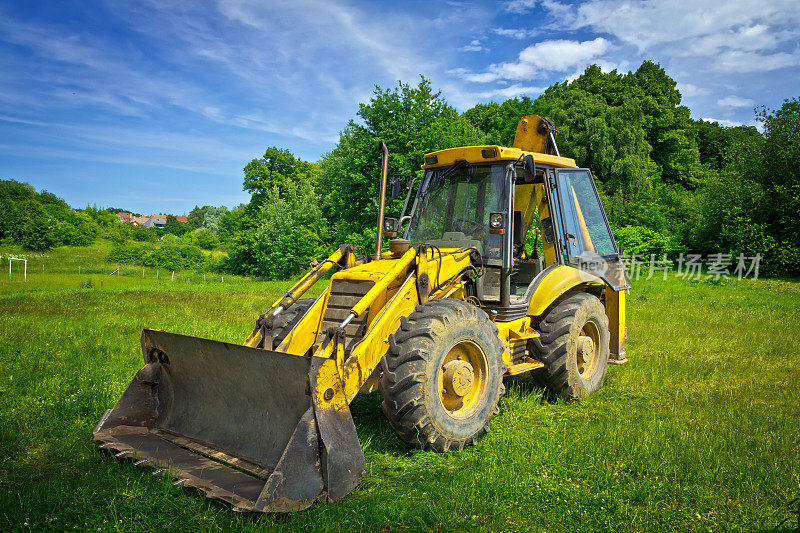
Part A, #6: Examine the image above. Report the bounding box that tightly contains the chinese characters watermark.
[619,253,761,281]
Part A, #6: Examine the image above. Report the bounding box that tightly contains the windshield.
[555,169,617,257]
[406,163,506,260]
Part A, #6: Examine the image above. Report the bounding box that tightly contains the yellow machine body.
[95,115,628,512]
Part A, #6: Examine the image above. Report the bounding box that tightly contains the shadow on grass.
[504,374,553,402]
[349,392,411,456]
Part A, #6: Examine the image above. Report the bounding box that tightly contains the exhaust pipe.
[375,141,389,260]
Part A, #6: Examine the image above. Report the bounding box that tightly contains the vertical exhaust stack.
[375,141,389,260]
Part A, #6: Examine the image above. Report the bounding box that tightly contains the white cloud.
[454,38,610,82]
[677,83,711,98]
[461,39,485,52]
[714,50,800,72]
[701,117,743,127]
[564,0,800,53]
[701,117,764,132]
[505,0,537,14]
[490,28,538,39]
[717,96,755,108]
[685,24,779,56]
[443,83,545,110]
[473,84,544,99]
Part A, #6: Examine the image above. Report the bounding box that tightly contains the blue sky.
[1,0,798,214]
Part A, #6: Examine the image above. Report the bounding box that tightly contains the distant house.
[176,216,188,223]
[145,215,167,228]
[117,212,132,223]
[132,216,149,226]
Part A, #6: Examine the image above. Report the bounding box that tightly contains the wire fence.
[2,252,243,285]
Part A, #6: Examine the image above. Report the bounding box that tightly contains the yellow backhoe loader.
[94,115,631,512]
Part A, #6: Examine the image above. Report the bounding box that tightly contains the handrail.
[270,248,344,316]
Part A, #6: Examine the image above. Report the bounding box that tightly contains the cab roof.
[421,145,577,170]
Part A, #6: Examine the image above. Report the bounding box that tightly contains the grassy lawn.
[1,245,798,531]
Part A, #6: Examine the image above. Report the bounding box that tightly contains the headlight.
[383,218,398,238]
[489,213,504,229]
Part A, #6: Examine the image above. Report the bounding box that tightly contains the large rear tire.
[379,299,505,452]
[530,292,609,400]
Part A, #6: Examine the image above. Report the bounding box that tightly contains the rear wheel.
[380,299,505,451]
[530,292,609,400]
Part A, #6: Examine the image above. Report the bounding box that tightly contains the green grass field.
[1,245,798,531]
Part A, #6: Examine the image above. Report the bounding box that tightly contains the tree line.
[2,60,798,277]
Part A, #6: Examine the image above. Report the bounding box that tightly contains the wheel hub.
[577,335,596,374]
[577,335,595,361]
[443,360,474,397]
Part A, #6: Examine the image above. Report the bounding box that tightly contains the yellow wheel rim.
[577,320,600,378]
[437,340,488,419]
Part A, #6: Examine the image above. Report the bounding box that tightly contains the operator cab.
[398,143,630,317]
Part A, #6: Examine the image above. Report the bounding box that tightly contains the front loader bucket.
[94,329,366,512]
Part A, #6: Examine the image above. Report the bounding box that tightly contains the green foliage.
[456,62,797,276]
[252,184,331,279]
[613,225,684,256]
[20,210,56,251]
[204,250,229,273]
[129,225,158,242]
[462,97,535,146]
[243,147,317,204]
[187,205,230,230]
[7,63,796,279]
[534,83,657,198]
[163,215,192,236]
[319,77,484,244]
[692,97,799,276]
[107,242,207,271]
[194,228,219,250]
[756,97,800,275]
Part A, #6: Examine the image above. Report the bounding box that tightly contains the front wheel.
[379,299,505,452]
[530,292,609,400]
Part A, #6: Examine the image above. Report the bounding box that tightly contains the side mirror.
[390,177,402,199]
[523,155,536,183]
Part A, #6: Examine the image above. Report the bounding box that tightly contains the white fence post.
[171,271,174,282]
[9,258,28,281]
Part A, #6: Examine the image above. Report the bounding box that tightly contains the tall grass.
[0,245,798,531]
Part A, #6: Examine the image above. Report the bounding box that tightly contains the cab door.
[552,169,631,291]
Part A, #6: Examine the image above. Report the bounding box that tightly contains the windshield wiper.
[417,160,467,203]
[438,159,467,181]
